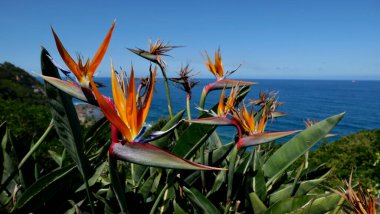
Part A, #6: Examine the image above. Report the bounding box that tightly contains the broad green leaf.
[173,199,187,214]
[0,125,17,195]
[172,123,216,157]
[227,145,239,201]
[208,142,234,167]
[264,196,314,214]
[41,48,92,182]
[183,186,219,214]
[151,110,185,148]
[15,165,76,211]
[108,157,128,214]
[48,150,63,167]
[292,193,341,214]
[249,192,267,214]
[183,142,233,187]
[269,177,327,205]
[84,116,109,152]
[76,161,107,192]
[239,130,300,148]
[138,173,156,201]
[207,170,227,197]
[263,113,345,183]
[110,142,223,170]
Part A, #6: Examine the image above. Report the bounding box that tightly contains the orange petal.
[90,79,132,142]
[138,67,156,128]
[127,67,138,136]
[89,21,116,78]
[111,62,127,125]
[51,26,80,81]
[214,49,224,77]
[257,106,267,133]
[203,51,217,76]
[217,88,226,116]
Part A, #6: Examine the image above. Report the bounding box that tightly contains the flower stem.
[158,64,174,119]
[186,94,192,120]
[150,183,169,214]
[158,64,179,140]
[199,87,208,116]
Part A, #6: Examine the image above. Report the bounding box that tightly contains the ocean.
[93,78,380,143]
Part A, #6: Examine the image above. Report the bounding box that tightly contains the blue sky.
[1,0,379,80]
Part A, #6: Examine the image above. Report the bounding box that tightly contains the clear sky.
[1,0,379,80]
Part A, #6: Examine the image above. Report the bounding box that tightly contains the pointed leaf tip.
[238,130,301,148]
[110,142,225,170]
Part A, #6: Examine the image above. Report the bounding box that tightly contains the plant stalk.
[150,183,169,214]
[186,93,192,120]
[158,63,179,140]
[158,64,174,119]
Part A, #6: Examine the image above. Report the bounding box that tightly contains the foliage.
[0,62,46,105]
[309,130,380,194]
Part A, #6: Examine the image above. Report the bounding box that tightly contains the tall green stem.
[199,87,208,116]
[158,64,179,140]
[150,183,169,214]
[198,87,209,191]
[186,94,192,120]
[158,64,174,119]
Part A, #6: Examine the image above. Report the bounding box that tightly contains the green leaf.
[269,177,327,205]
[14,165,77,211]
[8,126,35,188]
[184,143,233,186]
[76,161,107,192]
[138,173,156,201]
[172,123,216,157]
[249,192,267,214]
[18,120,54,169]
[208,142,234,165]
[84,116,109,152]
[48,150,63,167]
[263,113,345,183]
[108,157,128,214]
[173,199,187,214]
[227,145,239,201]
[41,48,91,180]
[111,142,224,170]
[292,193,341,214]
[206,170,226,197]
[183,186,219,214]
[0,125,17,195]
[41,48,95,212]
[264,196,314,214]
[151,110,185,148]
